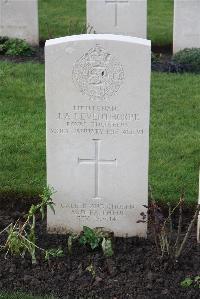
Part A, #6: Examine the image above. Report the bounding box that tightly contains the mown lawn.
[38,0,174,46]
[39,0,86,41]
[0,62,45,197]
[0,61,199,204]
[148,0,173,46]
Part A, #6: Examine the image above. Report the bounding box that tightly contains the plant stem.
[22,235,45,252]
[168,203,173,246]
[0,223,12,236]
[175,204,200,259]
[163,200,182,228]
[174,198,183,251]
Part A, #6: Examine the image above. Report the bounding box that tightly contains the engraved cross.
[78,139,117,200]
[105,0,129,26]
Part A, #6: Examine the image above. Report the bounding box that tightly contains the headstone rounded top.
[45,34,151,47]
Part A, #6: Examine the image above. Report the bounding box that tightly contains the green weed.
[68,226,114,257]
[181,276,200,288]
[0,37,34,56]
[0,186,63,264]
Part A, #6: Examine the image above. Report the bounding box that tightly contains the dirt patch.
[0,198,199,298]
[152,44,172,55]
[1,50,198,74]
[1,44,200,74]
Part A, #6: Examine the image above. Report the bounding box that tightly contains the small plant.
[151,52,160,64]
[67,232,79,255]
[0,36,9,53]
[79,226,102,250]
[0,186,63,264]
[66,19,87,35]
[101,237,113,257]
[68,226,113,257]
[45,248,64,261]
[180,277,193,288]
[173,48,200,73]
[0,37,34,56]
[44,18,95,40]
[65,20,95,36]
[86,263,96,278]
[137,188,200,261]
[181,276,200,288]
[194,276,200,288]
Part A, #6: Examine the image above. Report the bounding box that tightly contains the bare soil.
[0,197,199,299]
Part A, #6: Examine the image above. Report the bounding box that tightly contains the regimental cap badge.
[72,44,124,101]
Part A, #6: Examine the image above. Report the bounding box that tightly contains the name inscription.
[50,105,144,136]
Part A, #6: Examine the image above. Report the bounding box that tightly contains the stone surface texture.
[87,0,147,38]
[173,0,200,53]
[0,0,39,45]
[45,34,151,237]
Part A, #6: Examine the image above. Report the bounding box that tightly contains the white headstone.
[87,0,147,38]
[197,169,200,243]
[0,0,39,45]
[173,0,200,53]
[45,34,151,237]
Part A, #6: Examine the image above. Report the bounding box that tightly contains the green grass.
[38,0,173,46]
[0,62,45,196]
[0,61,199,204]
[0,292,56,299]
[39,0,86,41]
[150,73,200,204]
[148,0,174,46]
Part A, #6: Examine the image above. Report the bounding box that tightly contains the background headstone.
[0,0,39,45]
[87,0,147,38]
[197,170,200,243]
[45,34,151,237]
[173,0,200,53]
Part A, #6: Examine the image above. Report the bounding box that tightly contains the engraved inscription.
[105,0,129,26]
[78,139,117,200]
[0,25,26,29]
[72,45,124,101]
[61,202,135,223]
[50,105,144,136]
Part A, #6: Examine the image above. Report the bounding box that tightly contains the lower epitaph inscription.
[60,202,135,227]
